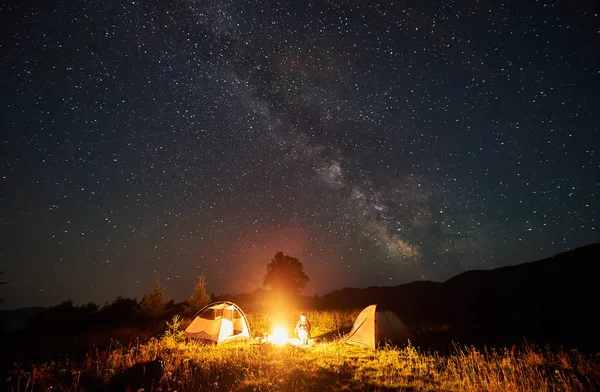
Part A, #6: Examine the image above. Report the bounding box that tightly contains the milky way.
[1,0,598,309]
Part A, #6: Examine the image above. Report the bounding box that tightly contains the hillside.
[318,243,600,351]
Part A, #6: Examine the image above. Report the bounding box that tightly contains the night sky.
[1,0,598,310]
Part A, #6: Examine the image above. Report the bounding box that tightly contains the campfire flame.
[269,326,288,345]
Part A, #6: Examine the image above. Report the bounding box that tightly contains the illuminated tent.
[344,304,411,349]
[185,301,251,345]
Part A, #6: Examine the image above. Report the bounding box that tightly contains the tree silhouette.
[184,274,211,316]
[140,275,168,319]
[263,252,309,296]
[100,295,140,325]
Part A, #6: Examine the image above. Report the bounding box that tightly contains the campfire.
[268,325,289,345]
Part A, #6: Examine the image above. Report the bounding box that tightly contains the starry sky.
[1,0,598,310]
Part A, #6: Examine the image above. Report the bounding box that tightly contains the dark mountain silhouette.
[318,243,600,351]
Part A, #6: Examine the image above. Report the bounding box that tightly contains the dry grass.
[245,308,360,340]
[5,309,600,391]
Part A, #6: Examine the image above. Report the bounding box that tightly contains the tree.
[140,275,168,319]
[263,252,309,296]
[184,274,211,316]
[100,295,140,325]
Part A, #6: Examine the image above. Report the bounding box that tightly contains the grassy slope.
[5,309,600,391]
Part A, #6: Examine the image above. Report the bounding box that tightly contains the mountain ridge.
[317,242,599,350]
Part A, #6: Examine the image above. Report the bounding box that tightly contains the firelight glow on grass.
[5,309,600,391]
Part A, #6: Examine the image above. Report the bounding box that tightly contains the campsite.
[2,244,600,391]
[3,0,599,389]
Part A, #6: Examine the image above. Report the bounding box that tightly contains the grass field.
[5,309,600,391]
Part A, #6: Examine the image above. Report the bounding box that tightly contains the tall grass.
[5,309,600,391]
[246,308,360,339]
